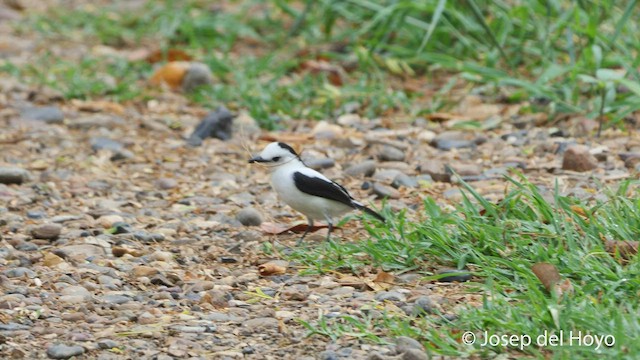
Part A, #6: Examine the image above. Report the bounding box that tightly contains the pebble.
[372,183,401,199]
[396,336,425,353]
[375,291,406,302]
[21,106,64,124]
[242,317,279,331]
[98,215,124,228]
[437,269,472,283]
[431,138,475,150]
[392,173,419,188]
[97,339,119,349]
[412,296,435,316]
[100,294,131,305]
[417,161,450,182]
[318,350,339,360]
[402,348,429,360]
[344,161,377,177]
[306,158,336,170]
[0,166,30,184]
[183,62,214,92]
[3,267,36,278]
[155,178,177,190]
[170,325,208,333]
[90,137,124,152]
[187,106,234,146]
[26,210,46,219]
[562,145,598,172]
[46,344,85,359]
[236,207,263,226]
[378,145,405,162]
[31,223,62,240]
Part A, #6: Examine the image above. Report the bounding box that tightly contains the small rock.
[236,208,262,226]
[26,210,46,219]
[412,296,435,316]
[306,158,336,170]
[98,215,123,228]
[187,106,234,146]
[0,167,30,185]
[417,161,450,182]
[182,62,214,92]
[372,183,401,199]
[392,173,418,188]
[100,294,131,305]
[378,145,405,162]
[318,350,339,360]
[396,336,425,353]
[156,178,177,190]
[97,339,118,349]
[402,348,429,360]
[437,269,471,283]
[3,267,36,278]
[448,163,481,177]
[242,317,278,331]
[170,325,207,333]
[562,145,598,172]
[32,223,62,240]
[90,137,123,152]
[373,169,403,182]
[431,138,475,150]
[375,291,406,302]
[132,265,159,278]
[344,161,377,177]
[367,352,386,360]
[46,344,85,359]
[21,106,64,124]
[312,121,343,140]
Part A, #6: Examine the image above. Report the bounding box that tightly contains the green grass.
[287,176,640,359]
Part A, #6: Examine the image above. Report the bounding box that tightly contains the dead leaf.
[149,61,190,90]
[605,240,639,262]
[569,205,588,218]
[260,221,331,235]
[363,270,395,291]
[70,99,125,115]
[425,112,457,122]
[298,59,345,86]
[258,261,287,276]
[145,49,192,63]
[531,263,573,298]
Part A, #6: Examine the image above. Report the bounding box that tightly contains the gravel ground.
[1,1,640,359]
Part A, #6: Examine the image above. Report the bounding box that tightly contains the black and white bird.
[249,142,385,243]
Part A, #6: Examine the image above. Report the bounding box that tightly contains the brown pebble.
[31,223,62,240]
[562,145,598,172]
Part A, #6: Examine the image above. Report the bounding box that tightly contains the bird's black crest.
[277,142,299,156]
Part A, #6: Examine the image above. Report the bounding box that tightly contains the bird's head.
[249,142,300,167]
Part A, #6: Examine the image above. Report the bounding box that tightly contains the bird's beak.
[249,156,268,164]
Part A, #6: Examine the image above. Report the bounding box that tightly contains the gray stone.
[46,344,85,359]
[402,348,429,360]
[3,267,36,278]
[27,210,46,219]
[0,167,30,185]
[242,317,278,331]
[183,62,214,92]
[417,161,449,182]
[90,137,123,152]
[32,223,62,240]
[100,294,131,305]
[169,325,208,333]
[344,161,377,177]
[318,350,339,360]
[306,158,336,170]
[372,183,401,199]
[156,178,177,190]
[51,215,83,223]
[373,169,403,182]
[396,336,425,353]
[392,173,419,188]
[379,145,405,162]
[97,339,118,349]
[236,207,262,226]
[374,291,406,302]
[21,106,64,124]
[0,322,30,331]
[412,296,435,316]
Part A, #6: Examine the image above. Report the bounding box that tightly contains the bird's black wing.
[293,171,356,208]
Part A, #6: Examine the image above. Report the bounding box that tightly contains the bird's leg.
[324,215,334,242]
[296,218,314,246]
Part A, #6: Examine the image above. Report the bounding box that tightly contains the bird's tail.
[353,202,385,223]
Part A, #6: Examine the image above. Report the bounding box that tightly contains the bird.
[249,142,385,244]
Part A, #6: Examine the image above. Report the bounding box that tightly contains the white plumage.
[249,142,384,243]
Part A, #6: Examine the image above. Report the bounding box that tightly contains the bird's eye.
[272,156,281,162]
